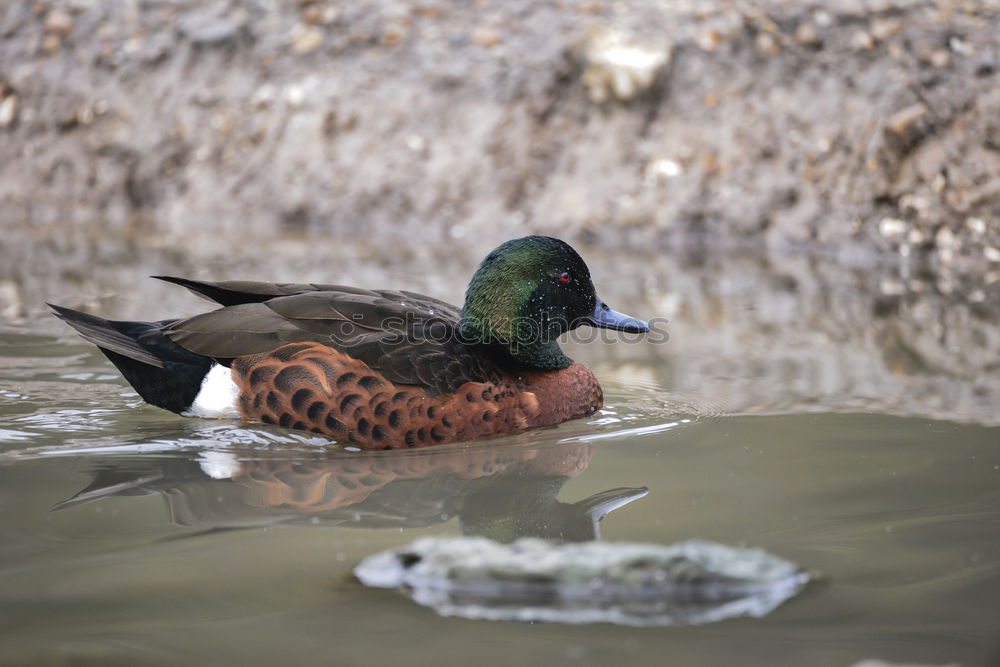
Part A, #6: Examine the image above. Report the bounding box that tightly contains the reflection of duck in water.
[55,441,647,542]
[50,236,649,449]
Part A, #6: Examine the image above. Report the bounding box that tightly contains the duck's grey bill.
[586,300,649,333]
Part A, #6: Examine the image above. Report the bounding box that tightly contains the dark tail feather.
[48,303,165,367]
[48,304,212,414]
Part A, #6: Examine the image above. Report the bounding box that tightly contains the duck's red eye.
[559,272,572,283]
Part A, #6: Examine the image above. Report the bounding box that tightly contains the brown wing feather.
[155,276,463,320]
[154,276,385,306]
[163,289,494,394]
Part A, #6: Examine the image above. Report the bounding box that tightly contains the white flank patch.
[183,363,240,419]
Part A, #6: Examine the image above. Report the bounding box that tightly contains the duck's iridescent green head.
[459,236,649,370]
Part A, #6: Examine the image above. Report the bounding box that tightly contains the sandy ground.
[1,0,999,269]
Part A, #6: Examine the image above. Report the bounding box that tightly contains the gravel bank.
[1,0,999,270]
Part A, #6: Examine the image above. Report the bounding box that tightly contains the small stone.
[794,23,820,47]
[935,226,956,247]
[77,104,94,126]
[582,28,670,104]
[41,34,62,53]
[300,4,324,25]
[949,36,972,56]
[870,18,902,41]
[899,193,929,214]
[122,36,142,55]
[936,226,957,263]
[290,24,324,54]
[966,217,986,235]
[929,50,950,68]
[755,33,780,56]
[285,84,305,108]
[252,84,277,108]
[645,159,682,184]
[45,9,75,36]
[179,13,241,45]
[879,277,905,296]
[471,26,501,48]
[695,28,720,52]
[319,7,340,24]
[382,24,406,47]
[985,247,1000,263]
[851,31,874,50]
[0,95,17,128]
[879,218,907,238]
[885,103,929,138]
[703,92,719,107]
[404,134,426,152]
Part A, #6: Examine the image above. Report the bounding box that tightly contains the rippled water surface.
[1,243,999,666]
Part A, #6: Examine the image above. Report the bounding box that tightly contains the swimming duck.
[50,236,649,449]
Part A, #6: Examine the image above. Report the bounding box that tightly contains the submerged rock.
[354,536,810,626]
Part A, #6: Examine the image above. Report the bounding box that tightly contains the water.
[1,241,999,666]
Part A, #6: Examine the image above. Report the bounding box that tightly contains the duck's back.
[161,279,498,395]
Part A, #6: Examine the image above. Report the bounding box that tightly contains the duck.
[50,235,649,450]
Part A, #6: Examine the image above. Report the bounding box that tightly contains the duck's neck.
[506,340,572,371]
[458,316,572,371]
[461,265,574,371]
